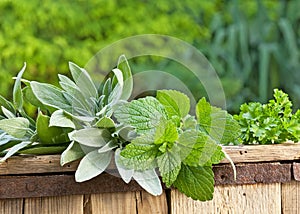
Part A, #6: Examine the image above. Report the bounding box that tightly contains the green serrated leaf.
[31,81,72,112]
[183,133,225,166]
[154,119,178,145]
[50,110,75,129]
[75,150,112,182]
[0,117,29,138]
[196,97,240,144]
[182,115,197,130]
[157,146,181,187]
[13,63,26,112]
[60,141,86,166]
[176,129,199,161]
[157,90,190,120]
[173,164,214,201]
[36,112,71,144]
[69,128,111,148]
[114,97,167,134]
[120,142,159,170]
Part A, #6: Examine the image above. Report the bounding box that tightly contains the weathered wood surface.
[88,191,168,214]
[0,198,23,214]
[171,183,282,214]
[282,181,300,214]
[221,142,300,164]
[1,143,299,175]
[24,195,83,214]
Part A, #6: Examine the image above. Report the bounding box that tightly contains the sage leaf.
[1,106,16,119]
[173,164,214,201]
[0,95,15,115]
[108,68,123,106]
[60,141,86,166]
[13,63,26,112]
[0,117,29,138]
[50,110,76,129]
[98,140,118,153]
[69,62,98,99]
[75,150,112,182]
[115,97,167,134]
[69,128,111,147]
[95,117,115,128]
[31,81,72,112]
[133,169,163,196]
[117,55,133,101]
[36,112,71,144]
[20,145,67,155]
[23,86,48,111]
[115,148,134,183]
[0,141,31,162]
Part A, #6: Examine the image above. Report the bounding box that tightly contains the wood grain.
[170,183,281,214]
[0,198,23,214]
[0,155,78,175]
[136,190,168,214]
[221,142,300,164]
[282,180,300,214]
[1,143,300,175]
[90,192,137,214]
[23,195,83,214]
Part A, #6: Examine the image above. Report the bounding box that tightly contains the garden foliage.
[1,1,299,112]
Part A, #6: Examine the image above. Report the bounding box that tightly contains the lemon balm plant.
[0,55,240,201]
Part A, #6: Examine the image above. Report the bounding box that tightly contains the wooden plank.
[90,192,137,214]
[0,198,23,214]
[213,163,291,185]
[221,142,300,163]
[24,195,83,214]
[0,143,300,175]
[171,183,281,214]
[136,190,168,213]
[0,163,291,199]
[282,180,300,214]
[0,174,143,199]
[0,155,78,175]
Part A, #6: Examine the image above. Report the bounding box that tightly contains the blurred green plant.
[0,0,299,113]
[0,0,216,98]
[202,0,300,112]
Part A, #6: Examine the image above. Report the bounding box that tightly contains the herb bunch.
[0,55,241,201]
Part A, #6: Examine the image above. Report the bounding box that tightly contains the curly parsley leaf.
[234,89,300,144]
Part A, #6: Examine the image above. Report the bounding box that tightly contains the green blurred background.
[0,0,299,113]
